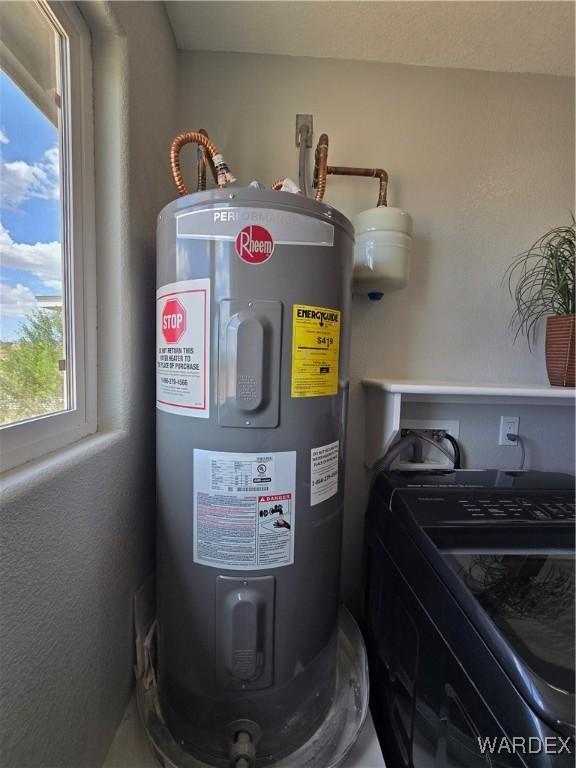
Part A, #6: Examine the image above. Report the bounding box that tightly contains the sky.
[0,68,62,341]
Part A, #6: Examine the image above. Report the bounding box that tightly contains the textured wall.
[0,3,178,767]
[175,50,575,604]
[166,1,575,77]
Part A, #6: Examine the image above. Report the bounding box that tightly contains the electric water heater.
[156,187,354,766]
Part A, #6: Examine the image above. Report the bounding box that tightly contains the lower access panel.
[216,575,275,690]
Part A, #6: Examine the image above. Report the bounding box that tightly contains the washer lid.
[444,550,574,696]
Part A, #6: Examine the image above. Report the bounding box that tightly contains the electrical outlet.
[499,416,519,445]
[397,419,460,470]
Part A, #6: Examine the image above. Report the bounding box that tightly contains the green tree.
[0,308,65,425]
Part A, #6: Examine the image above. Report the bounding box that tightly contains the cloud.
[0,145,60,208]
[0,130,9,145]
[0,223,62,290]
[0,281,38,317]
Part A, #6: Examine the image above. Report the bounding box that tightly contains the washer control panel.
[408,491,575,526]
[454,494,574,521]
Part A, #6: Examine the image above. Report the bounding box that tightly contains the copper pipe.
[313,133,329,202]
[312,133,389,206]
[170,131,235,195]
[327,165,388,207]
[171,132,218,195]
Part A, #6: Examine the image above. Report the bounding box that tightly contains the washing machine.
[364,470,575,767]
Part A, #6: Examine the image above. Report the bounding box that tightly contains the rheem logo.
[162,298,186,344]
[235,225,274,264]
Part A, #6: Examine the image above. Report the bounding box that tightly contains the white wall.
[175,50,575,603]
[0,3,178,766]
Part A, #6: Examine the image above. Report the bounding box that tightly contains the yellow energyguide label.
[291,304,341,398]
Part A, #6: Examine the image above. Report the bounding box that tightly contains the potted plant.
[506,217,575,387]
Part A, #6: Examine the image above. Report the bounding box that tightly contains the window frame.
[0,0,96,473]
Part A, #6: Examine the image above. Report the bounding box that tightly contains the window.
[0,1,95,471]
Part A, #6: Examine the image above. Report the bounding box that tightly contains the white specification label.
[156,279,210,417]
[310,441,339,506]
[193,450,296,570]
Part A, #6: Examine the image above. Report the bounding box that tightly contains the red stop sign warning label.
[157,279,210,418]
[162,298,186,344]
[235,225,274,264]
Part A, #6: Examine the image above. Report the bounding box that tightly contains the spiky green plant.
[505,217,575,349]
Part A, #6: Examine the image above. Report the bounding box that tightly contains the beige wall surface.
[176,50,575,603]
[176,50,574,383]
[0,4,178,767]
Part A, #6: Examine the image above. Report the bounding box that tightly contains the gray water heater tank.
[156,188,354,766]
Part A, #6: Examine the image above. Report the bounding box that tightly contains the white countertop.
[103,696,386,768]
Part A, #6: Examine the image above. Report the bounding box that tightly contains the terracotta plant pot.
[545,315,575,387]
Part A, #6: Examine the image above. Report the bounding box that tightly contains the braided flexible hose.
[170,132,236,196]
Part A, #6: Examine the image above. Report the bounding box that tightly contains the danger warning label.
[291,303,341,397]
[257,494,292,566]
[193,450,296,570]
[156,279,210,417]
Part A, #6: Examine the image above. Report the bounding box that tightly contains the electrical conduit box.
[396,419,460,470]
